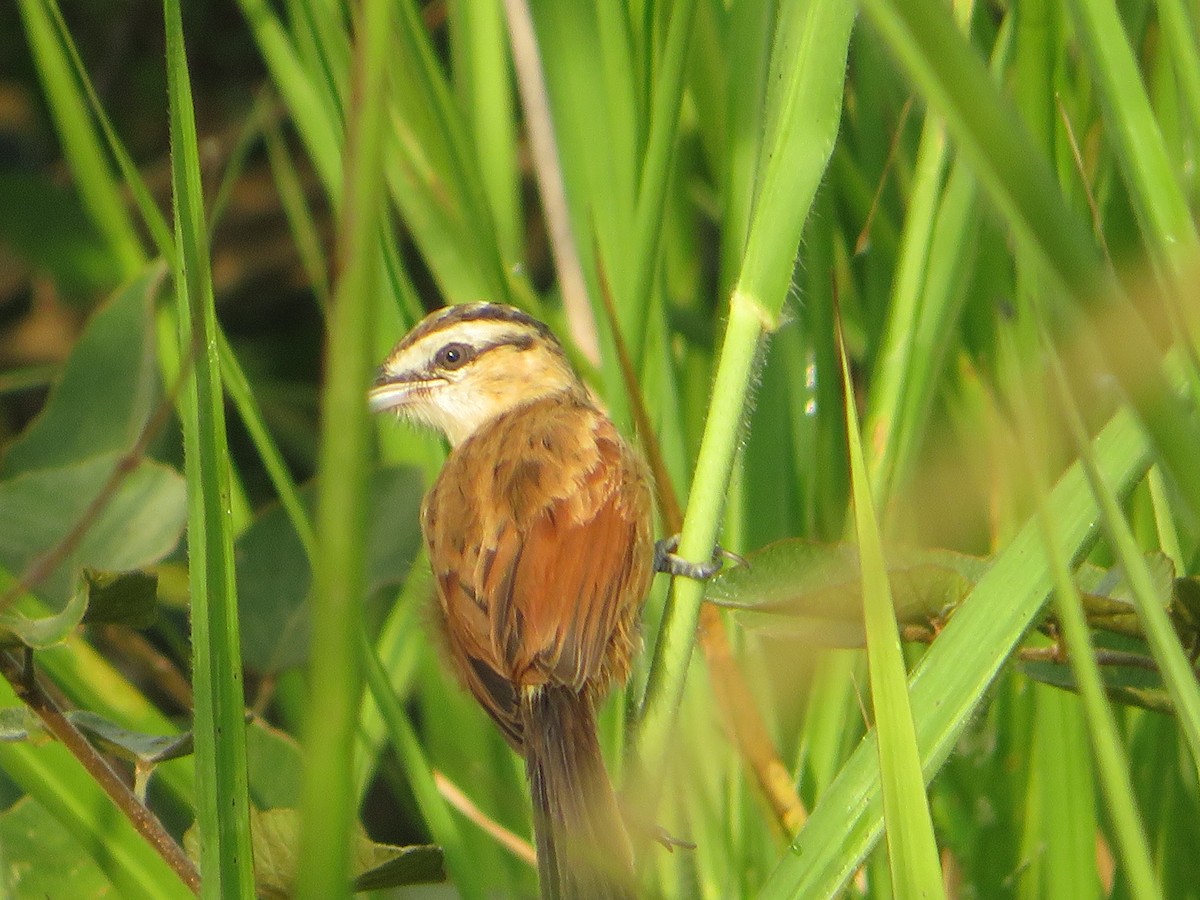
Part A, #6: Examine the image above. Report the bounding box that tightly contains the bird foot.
[653,535,747,580]
[653,825,696,853]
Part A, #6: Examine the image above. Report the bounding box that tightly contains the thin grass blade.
[296,0,393,895]
[163,0,255,893]
[837,312,946,898]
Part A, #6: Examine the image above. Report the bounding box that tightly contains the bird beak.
[368,371,432,414]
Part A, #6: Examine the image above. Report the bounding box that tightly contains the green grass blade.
[837,314,946,898]
[359,628,487,900]
[759,404,1153,897]
[736,1,855,313]
[635,0,855,793]
[296,0,392,895]
[352,554,426,801]
[450,0,521,263]
[863,113,949,506]
[286,0,350,128]
[236,0,344,200]
[163,0,255,894]
[625,0,697,363]
[0,677,193,899]
[1068,0,1200,274]
[385,0,513,305]
[1046,348,1200,779]
[216,333,316,558]
[1020,688,1097,898]
[1157,0,1200,154]
[18,0,144,278]
[858,0,1200,520]
[1009,367,1158,900]
[263,117,331,308]
[35,0,174,264]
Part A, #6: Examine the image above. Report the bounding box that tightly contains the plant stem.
[0,650,200,893]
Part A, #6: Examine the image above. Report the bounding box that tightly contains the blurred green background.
[1,0,1199,897]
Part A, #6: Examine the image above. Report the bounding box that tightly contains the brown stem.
[0,649,200,893]
[1019,645,1163,672]
[502,0,599,364]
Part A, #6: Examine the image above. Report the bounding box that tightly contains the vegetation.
[0,0,1198,896]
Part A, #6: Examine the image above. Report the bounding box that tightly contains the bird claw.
[653,825,696,853]
[653,535,746,580]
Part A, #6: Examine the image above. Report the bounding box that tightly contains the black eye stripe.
[429,336,535,373]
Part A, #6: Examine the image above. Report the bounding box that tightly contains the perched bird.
[370,302,652,898]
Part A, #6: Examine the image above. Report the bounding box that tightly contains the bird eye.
[435,342,473,370]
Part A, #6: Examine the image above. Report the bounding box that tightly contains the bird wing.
[483,404,651,693]
[423,396,651,741]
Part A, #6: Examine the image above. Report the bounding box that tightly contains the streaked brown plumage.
[370,302,652,899]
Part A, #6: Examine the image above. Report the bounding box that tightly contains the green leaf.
[0,580,88,649]
[705,540,973,646]
[1021,653,1172,715]
[81,570,158,628]
[0,455,186,604]
[236,467,423,673]
[350,843,446,891]
[0,171,125,297]
[1074,555,1174,639]
[1,263,164,478]
[66,710,194,765]
[710,539,1181,647]
[185,807,444,898]
[246,719,304,811]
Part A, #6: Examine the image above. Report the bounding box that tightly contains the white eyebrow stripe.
[383,320,535,375]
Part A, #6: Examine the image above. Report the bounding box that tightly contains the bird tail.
[521,684,636,900]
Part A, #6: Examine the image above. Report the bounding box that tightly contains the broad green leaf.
[1,263,163,478]
[81,570,158,628]
[351,843,446,891]
[705,540,971,646]
[708,539,1176,647]
[0,455,186,604]
[1021,653,1172,715]
[0,171,124,298]
[236,467,423,673]
[0,580,87,649]
[185,807,444,898]
[246,719,304,811]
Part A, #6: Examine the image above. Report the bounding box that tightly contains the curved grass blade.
[837,308,946,897]
[759,404,1153,897]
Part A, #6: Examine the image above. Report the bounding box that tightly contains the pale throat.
[435,379,578,446]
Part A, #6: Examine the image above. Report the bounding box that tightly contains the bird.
[369,301,653,899]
